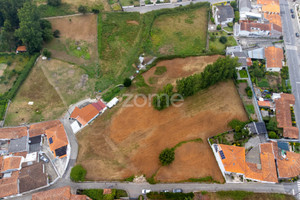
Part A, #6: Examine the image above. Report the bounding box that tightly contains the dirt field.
[76,80,248,182]
[45,14,98,65]
[5,58,66,126]
[143,55,222,90]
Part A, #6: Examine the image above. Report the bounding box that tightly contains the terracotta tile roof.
[262,3,280,13]
[70,104,99,126]
[257,0,279,5]
[18,163,47,193]
[258,101,271,107]
[240,22,272,32]
[245,162,263,181]
[265,46,284,69]
[0,156,3,172]
[0,127,27,140]
[14,152,27,158]
[260,150,278,183]
[103,189,112,194]
[29,120,61,137]
[275,93,299,139]
[0,171,19,198]
[16,46,27,52]
[2,156,22,173]
[45,123,68,158]
[219,144,245,174]
[32,186,90,200]
[246,57,252,66]
[277,151,300,178]
[92,100,106,112]
[264,13,282,27]
[260,143,274,155]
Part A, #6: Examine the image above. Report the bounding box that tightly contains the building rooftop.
[248,47,265,59]
[8,136,28,153]
[70,104,99,126]
[262,2,280,13]
[265,46,284,69]
[16,46,27,52]
[1,156,22,173]
[0,127,27,140]
[45,123,68,158]
[264,13,282,27]
[29,120,61,137]
[32,186,90,200]
[18,163,48,193]
[0,171,19,198]
[258,101,271,107]
[248,122,268,135]
[219,144,245,174]
[92,100,106,112]
[216,5,235,23]
[277,151,300,178]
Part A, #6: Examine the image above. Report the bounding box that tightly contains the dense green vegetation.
[159,148,175,166]
[147,192,194,200]
[216,191,253,200]
[78,189,128,200]
[70,164,87,182]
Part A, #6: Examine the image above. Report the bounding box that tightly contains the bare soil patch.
[76,80,247,182]
[126,20,139,25]
[143,55,222,90]
[0,63,7,76]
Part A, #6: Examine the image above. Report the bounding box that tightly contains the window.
[49,137,53,144]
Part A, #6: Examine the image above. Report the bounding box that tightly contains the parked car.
[291,9,294,13]
[161,190,169,193]
[39,154,49,163]
[296,33,300,37]
[292,14,295,18]
[173,188,183,193]
[142,189,151,194]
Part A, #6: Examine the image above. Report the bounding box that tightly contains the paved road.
[280,0,300,140]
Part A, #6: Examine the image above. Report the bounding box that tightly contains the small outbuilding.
[107,97,119,109]
[16,46,27,54]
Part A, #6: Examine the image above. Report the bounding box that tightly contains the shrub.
[210,35,216,41]
[123,77,132,87]
[228,22,233,27]
[70,164,87,182]
[53,30,60,38]
[159,148,175,166]
[78,5,88,14]
[154,66,167,75]
[47,0,62,6]
[228,119,246,131]
[219,36,228,44]
[42,49,51,58]
[210,17,215,24]
[268,131,278,139]
[92,8,100,14]
[217,24,221,30]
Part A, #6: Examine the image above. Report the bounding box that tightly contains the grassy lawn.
[239,70,248,78]
[223,26,233,32]
[37,3,75,18]
[120,0,140,6]
[97,12,143,91]
[245,104,255,115]
[149,6,208,56]
[209,31,237,53]
[5,60,66,126]
[258,78,270,88]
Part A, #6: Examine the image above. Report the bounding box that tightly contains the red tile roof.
[70,104,99,126]
[29,120,61,137]
[219,144,245,174]
[1,156,22,173]
[258,101,271,107]
[0,171,19,198]
[277,151,300,178]
[0,127,27,140]
[92,100,106,112]
[246,57,252,66]
[265,46,284,69]
[276,93,299,139]
[32,186,91,200]
[45,123,68,158]
[241,22,272,32]
[16,46,26,52]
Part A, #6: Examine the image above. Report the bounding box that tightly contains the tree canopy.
[70,164,87,182]
[159,148,175,166]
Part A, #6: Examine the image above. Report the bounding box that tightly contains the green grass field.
[120,0,140,6]
[96,12,143,91]
[37,4,74,18]
[209,35,237,53]
[150,6,208,56]
[239,70,248,78]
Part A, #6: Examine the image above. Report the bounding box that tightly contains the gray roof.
[8,136,28,153]
[217,5,234,23]
[238,57,247,66]
[248,48,265,59]
[226,45,242,55]
[233,51,247,58]
[239,0,251,11]
[248,122,268,135]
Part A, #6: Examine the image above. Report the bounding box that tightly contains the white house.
[214,5,235,26]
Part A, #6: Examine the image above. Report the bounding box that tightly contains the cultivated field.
[5,59,66,126]
[45,14,98,65]
[143,55,222,90]
[150,6,208,56]
[76,77,248,182]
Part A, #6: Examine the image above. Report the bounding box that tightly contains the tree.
[266,117,278,131]
[78,5,88,14]
[123,77,132,87]
[70,164,86,182]
[219,36,227,44]
[40,19,53,42]
[159,148,175,166]
[15,2,43,54]
[53,30,60,38]
[47,0,61,6]
[42,49,51,58]
[153,84,173,110]
[268,131,278,139]
[210,35,216,41]
[217,24,221,30]
[228,119,245,130]
[228,22,233,27]
[234,11,240,23]
[210,17,215,24]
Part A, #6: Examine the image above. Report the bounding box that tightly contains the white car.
[142,189,151,194]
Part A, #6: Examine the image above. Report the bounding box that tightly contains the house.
[264,13,282,28]
[214,5,235,26]
[257,0,280,14]
[258,100,271,108]
[235,21,282,38]
[45,123,68,158]
[28,135,42,153]
[0,127,27,141]
[0,171,19,198]
[32,186,91,200]
[247,122,268,135]
[213,143,278,183]
[239,0,251,13]
[275,93,299,139]
[226,46,252,70]
[18,163,48,193]
[248,47,265,59]
[92,100,107,113]
[1,155,23,173]
[70,104,99,128]
[239,0,263,20]
[29,120,61,138]
[107,97,119,109]
[16,46,27,54]
[265,46,284,72]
